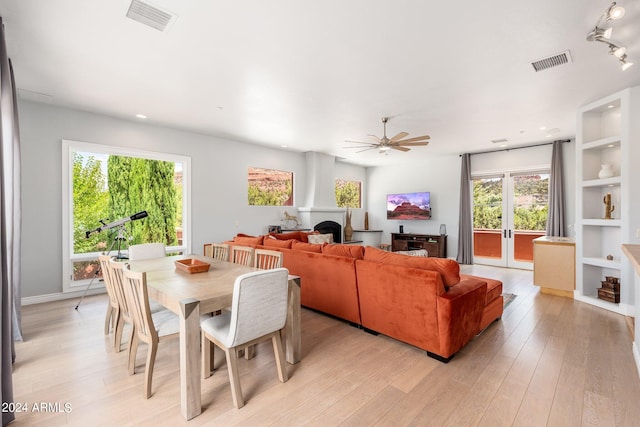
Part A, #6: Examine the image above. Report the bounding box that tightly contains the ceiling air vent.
[530,50,572,72]
[126,0,176,32]
[491,138,508,144]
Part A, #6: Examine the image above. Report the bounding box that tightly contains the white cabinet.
[575,87,639,315]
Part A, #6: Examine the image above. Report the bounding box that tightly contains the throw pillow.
[363,246,460,287]
[395,249,429,257]
[322,244,365,259]
[307,233,333,244]
[291,240,324,253]
[299,230,319,243]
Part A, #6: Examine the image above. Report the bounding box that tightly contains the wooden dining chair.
[107,260,136,355]
[128,243,166,261]
[201,268,290,408]
[98,255,120,345]
[231,245,254,267]
[205,243,230,261]
[253,249,283,270]
[121,267,180,399]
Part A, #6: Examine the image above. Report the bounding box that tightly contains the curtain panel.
[1,17,22,427]
[546,140,566,237]
[457,153,473,264]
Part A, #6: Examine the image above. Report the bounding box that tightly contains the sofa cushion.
[363,246,460,287]
[291,240,324,253]
[269,231,302,241]
[308,233,334,244]
[233,235,264,246]
[322,244,365,259]
[460,274,503,305]
[263,236,294,249]
[395,249,429,257]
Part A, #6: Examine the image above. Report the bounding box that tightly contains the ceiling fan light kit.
[586,1,633,70]
[343,117,430,155]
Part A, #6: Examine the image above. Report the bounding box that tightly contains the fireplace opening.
[314,220,342,243]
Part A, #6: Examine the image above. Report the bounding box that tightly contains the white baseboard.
[21,288,106,306]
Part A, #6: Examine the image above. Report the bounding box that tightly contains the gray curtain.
[457,153,473,264]
[546,141,566,236]
[1,17,21,427]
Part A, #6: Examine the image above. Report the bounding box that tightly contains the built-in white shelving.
[575,88,637,316]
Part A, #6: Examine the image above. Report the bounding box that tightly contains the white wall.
[366,155,462,256]
[365,141,577,259]
[19,100,368,298]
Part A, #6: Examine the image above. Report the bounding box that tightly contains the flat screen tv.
[387,192,431,220]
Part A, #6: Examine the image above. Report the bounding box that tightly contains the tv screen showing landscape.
[387,192,431,220]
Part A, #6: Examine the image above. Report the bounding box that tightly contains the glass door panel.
[473,176,506,267]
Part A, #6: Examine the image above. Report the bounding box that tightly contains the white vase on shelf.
[598,164,615,179]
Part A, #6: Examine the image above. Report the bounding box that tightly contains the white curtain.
[546,140,566,236]
[457,154,473,264]
[1,17,22,427]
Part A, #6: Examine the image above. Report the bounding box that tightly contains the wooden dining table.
[127,254,301,421]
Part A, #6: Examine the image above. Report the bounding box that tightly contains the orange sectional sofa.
[225,231,503,362]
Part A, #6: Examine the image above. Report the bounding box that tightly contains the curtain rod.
[459,139,572,157]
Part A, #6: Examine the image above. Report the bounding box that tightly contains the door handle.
[503,229,507,238]
[508,229,512,238]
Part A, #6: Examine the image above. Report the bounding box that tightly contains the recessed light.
[539,126,547,130]
[500,144,508,148]
[281,145,288,148]
[607,105,615,109]
[608,144,615,148]
[546,134,552,138]
[217,106,224,110]
[136,114,147,119]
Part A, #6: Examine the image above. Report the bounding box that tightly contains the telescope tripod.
[74,225,130,310]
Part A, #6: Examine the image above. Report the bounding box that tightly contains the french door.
[472,171,549,269]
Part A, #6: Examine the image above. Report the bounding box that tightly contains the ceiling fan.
[344,117,430,154]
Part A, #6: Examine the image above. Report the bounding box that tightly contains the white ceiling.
[1,0,639,166]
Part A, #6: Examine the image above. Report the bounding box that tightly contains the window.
[335,179,361,208]
[247,167,293,206]
[62,140,191,292]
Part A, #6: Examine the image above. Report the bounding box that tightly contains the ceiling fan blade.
[367,134,382,143]
[344,140,378,146]
[356,146,378,153]
[389,132,409,142]
[391,146,411,152]
[394,141,430,147]
[392,135,431,144]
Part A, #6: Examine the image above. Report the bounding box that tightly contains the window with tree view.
[335,179,361,208]
[63,141,190,291]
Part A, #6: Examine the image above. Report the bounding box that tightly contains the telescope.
[85,211,148,238]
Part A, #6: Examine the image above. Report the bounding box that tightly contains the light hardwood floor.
[11,265,640,426]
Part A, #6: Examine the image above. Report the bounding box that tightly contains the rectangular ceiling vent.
[126,0,176,32]
[491,138,508,144]
[530,50,572,72]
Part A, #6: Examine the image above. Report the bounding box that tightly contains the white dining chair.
[128,243,166,260]
[200,268,290,408]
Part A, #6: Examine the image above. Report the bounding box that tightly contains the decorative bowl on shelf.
[175,258,210,274]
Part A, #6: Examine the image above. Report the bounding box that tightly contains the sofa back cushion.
[263,236,294,249]
[291,240,324,253]
[269,231,302,242]
[363,246,460,287]
[322,244,365,259]
[233,235,264,246]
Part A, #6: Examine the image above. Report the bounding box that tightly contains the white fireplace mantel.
[297,207,346,229]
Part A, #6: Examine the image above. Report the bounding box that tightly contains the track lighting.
[586,2,632,70]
